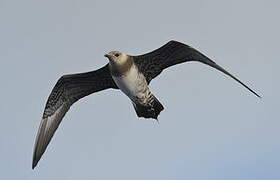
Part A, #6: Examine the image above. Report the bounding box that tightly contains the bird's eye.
[115,53,120,57]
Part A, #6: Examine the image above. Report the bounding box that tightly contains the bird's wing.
[133,40,260,97]
[32,64,118,169]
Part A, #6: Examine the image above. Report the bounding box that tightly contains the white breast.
[112,65,148,100]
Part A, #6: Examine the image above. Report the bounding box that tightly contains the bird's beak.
[105,54,113,62]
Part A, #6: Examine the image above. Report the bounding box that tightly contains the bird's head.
[105,51,133,76]
[104,51,128,65]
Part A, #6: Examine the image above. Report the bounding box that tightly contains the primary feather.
[32,64,117,169]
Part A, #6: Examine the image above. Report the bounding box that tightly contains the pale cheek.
[116,56,125,65]
[120,55,128,63]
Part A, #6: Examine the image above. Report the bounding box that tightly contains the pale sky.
[0,0,279,179]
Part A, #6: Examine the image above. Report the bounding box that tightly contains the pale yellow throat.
[109,55,133,77]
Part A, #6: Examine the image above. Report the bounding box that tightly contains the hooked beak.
[104,54,113,61]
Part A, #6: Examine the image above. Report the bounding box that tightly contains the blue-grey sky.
[0,0,279,179]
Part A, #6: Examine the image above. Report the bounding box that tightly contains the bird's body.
[111,62,148,102]
[108,52,163,119]
[32,40,260,169]
[112,64,150,103]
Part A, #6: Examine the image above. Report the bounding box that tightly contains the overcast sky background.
[0,0,279,179]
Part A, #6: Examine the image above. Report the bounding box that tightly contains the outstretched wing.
[133,40,260,97]
[32,64,118,169]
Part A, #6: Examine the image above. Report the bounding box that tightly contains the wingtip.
[251,90,261,99]
[32,151,40,169]
[32,159,38,169]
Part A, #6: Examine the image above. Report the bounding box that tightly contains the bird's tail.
[133,94,164,120]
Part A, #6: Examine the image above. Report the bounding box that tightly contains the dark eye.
[115,53,120,57]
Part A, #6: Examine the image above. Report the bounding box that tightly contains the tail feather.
[133,95,164,119]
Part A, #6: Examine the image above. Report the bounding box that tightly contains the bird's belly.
[112,68,148,100]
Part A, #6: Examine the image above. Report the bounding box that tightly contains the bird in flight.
[32,40,260,169]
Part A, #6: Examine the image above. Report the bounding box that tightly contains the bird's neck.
[109,55,133,77]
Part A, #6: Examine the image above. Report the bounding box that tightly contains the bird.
[32,40,260,169]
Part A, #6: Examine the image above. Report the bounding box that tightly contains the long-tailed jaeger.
[32,40,260,169]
